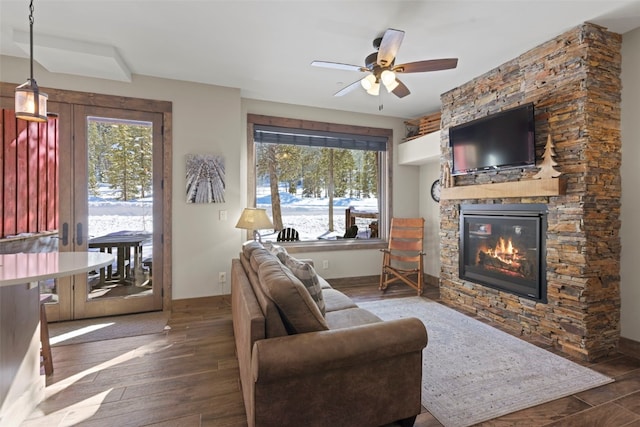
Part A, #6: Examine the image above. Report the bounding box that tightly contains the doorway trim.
[0,82,173,312]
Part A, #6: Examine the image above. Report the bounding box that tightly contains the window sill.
[264,238,387,254]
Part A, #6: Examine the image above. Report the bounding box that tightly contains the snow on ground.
[257,186,378,241]
[89,184,378,242]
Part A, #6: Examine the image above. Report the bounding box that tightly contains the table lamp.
[235,208,274,242]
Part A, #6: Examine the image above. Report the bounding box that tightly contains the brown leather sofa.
[231,241,428,427]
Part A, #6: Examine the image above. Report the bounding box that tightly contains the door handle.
[76,223,83,245]
[62,222,69,246]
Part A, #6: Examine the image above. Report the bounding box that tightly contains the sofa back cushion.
[258,261,329,334]
[241,251,288,338]
[242,240,264,259]
[283,254,326,316]
[250,248,277,272]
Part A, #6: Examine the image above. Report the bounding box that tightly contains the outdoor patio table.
[88,233,147,284]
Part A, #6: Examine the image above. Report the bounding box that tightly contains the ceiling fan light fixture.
[383,78,399,93]
[366,82,380,96]
[360,74,376,91]
[380,69,396,85]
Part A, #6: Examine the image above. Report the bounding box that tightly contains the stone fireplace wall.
[439,23,622,361]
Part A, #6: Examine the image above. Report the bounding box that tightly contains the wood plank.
[47,116,58,231]
[21,281,640,427]
[0,110,4,238]
[27,122,39,232]
[440,177,566,200]
[16,119,28,234]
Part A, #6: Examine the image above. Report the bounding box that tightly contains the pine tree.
[533,135,561,179]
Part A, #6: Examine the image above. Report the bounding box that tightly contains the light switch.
[219,210,227,221]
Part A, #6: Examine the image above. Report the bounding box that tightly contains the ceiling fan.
[312,28,458,99]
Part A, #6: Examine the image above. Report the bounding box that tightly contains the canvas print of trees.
[186,154,225,203]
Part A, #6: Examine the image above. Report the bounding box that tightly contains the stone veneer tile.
[438,23,622,361]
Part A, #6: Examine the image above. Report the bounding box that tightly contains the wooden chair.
[277,227,300,242]
[40,294,53,376]
[379,217,425,295]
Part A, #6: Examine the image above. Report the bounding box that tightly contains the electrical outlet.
[322,260,329,269]
[219,272,226,283]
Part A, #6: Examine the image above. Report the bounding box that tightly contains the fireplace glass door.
[460,204,547,301]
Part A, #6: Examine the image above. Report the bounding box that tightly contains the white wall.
[1,55,416,296]
[419,160,441,278]
[620,27,640,341]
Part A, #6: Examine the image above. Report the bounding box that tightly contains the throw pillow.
[250,248,279,272]
[258,261,329,334]
[242,240,263,259]
[264,242,289,264]
[283,254,326,316]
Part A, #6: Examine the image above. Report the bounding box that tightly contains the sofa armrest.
[251,317,426,382]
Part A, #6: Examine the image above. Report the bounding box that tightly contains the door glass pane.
[86,116,153,300]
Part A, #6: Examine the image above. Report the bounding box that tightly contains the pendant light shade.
[15,0,48,122]
[15,79,48,122]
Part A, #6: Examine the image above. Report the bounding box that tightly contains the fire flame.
[486,237,518,265]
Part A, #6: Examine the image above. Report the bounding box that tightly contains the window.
[248,115,392,247]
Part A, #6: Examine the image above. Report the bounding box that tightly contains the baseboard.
[172,295,230,311]
[619,337,640,358]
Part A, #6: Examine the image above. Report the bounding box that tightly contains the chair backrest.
[277,227,300,242]
[387,217,425,263]
[343,225,358,239]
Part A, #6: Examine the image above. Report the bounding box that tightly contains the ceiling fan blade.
[334,79,364,97]
[392,79,410,98]
[377,28,405,67]
[311,60,367,72]
[394,58,458,73]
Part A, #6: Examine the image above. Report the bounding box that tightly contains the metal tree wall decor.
[186,154,225,203]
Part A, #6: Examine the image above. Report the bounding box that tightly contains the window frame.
[247,113,392,253]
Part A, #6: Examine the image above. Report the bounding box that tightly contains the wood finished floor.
[23,281,640,427]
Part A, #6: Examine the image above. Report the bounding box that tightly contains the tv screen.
[449,103,535,175]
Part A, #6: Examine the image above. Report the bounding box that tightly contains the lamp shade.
[15,79,48,122]
[235,208,274,230]
[366,82,380,96]
[360,74,376,91]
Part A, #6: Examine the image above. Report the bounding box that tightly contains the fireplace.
[459,204,547,302]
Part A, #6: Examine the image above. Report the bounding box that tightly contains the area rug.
[359,297,613,427]
[48,311,170,346]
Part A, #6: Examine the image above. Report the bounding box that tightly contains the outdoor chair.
[379,217,425,295]
[277,227,300,242]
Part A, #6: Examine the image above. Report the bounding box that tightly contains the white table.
[0,252,114,287]
[0,252,114,427]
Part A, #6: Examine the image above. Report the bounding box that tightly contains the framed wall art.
[186,153,225,203]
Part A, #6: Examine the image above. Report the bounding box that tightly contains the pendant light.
[15,0,48,122]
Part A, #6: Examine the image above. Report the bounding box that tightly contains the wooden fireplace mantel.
[440,178,566,200]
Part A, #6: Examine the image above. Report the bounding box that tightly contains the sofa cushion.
[323,288,358,313]
[283,255,326,316]
[318,276,332,289]
[242,240,264,259]
[240,253,289,338]
[250,248,279,272]
[264,242,289,263]
[258,261,329,334]
[324,307,382,330]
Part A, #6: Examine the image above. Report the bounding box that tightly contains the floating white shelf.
[398,130,441,165]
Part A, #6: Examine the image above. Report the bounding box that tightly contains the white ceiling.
[1,0,639,119]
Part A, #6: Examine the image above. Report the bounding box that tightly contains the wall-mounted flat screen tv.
[449,103,536,175]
